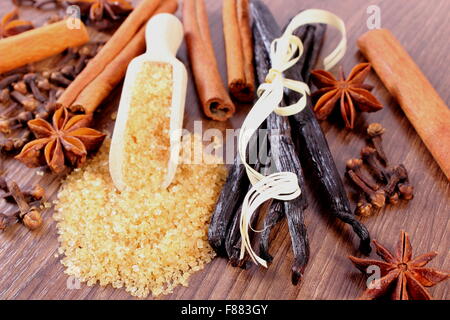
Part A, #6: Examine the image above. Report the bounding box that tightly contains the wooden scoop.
[109,14,187,191]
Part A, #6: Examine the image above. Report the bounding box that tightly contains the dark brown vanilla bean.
[225,202,245,267]
[259,200,284,262]
[252,1,310,283]
[208,155,249,256]
[224,132,269,264]
[284,21,372,255]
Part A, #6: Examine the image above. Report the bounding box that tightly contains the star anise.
[349,230,449,300]
[15,106,106,173]
[67,0,133,22]
[0,8,34,39]
[311,63,383,129]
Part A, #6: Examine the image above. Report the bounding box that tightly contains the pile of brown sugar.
[54,61,227,298]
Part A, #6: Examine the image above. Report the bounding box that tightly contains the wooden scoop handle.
[145,13,184,58]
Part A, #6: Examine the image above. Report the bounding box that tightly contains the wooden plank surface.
[0,0,449,300]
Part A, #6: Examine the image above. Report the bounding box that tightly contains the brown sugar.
[54,61,227,297]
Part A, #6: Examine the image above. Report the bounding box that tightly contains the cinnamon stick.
[57,0,163,108]
[0,19,89,74]
[223,0,255,102]
[71,0,178,114]
[183,0,235,121]
[358,29,450,180]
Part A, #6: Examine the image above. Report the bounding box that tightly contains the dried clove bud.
[10,90,39,111]
[24,73,47,102]
[22,208,42,230]
[17,111,33,123]
[347,169,385,209]
[13,81,28,95]
[361,146,389,182]
[50,71,72,87]
[60,65,75,79]
[0,74,21,90]
[0,88,10,104]
[0,139,15,153]
[367,123,388,164]
[0,111,33,133]
[12,130,32,150]
[0,213,9,231]
[0,118,19,134]
[346,158,379,190]
[355,193,373,217]
[7,181,43,230]
[36,77,51,91]
[398,183,414,200]
[388,192,400,205]
[25,184,45,201]
[74,46,93,74]
[41,71,51,79]
[384,165,408,197]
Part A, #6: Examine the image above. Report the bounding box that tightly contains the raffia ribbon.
[238,9,347,267]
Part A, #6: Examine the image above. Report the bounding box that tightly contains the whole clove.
[60,65,76,79]
[6,180,43,230]
[12,130,32,150]
[0,213,11,231]
[361,146,389,182]
[13,81,28,95]
[0,118,19,134]
[36,77,51,91]
[388,192,400,205]
[0,88,10,104]
[24,73,47,102]
[398,183,414,200]
[346,158,379,190]
[0,139,15,153]
[347,169,385,209]
[355,193,373,217]
[74,46,93,74]
[384,165,408,197]
[50,71,72,87]
[367,123,387,164]
[0,74,21,90]
[10,90,39,111]
[35,89,57,119]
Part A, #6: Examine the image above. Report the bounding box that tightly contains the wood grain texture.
[0,0,449,300]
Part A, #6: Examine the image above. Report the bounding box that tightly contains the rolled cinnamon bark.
[223,0,255,102]
[57,0,163,108]
[0,19,89,74]
[358,29,450,180]
[71,0,178,114]
[183,0,235,121]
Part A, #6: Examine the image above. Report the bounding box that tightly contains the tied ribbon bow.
[238,9,347,267]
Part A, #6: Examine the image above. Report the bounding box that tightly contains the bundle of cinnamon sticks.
[183,0,255,121]
[223,0,255,102]
[58,0,178,114]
